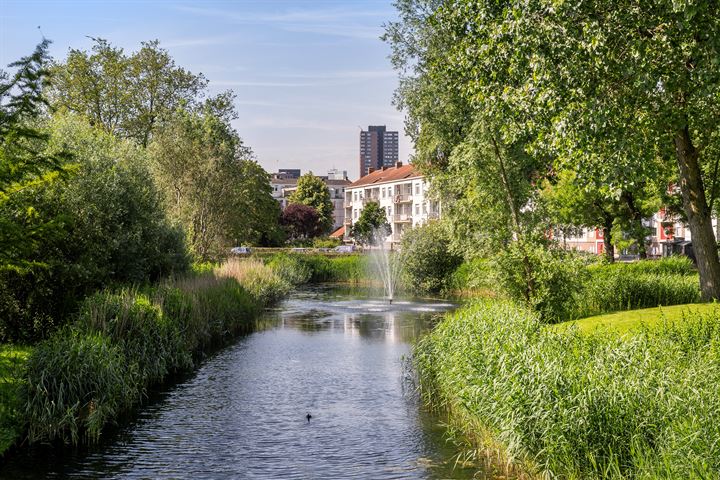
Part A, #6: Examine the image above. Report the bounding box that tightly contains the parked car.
[334,245,356,253]
[230,246,252,255]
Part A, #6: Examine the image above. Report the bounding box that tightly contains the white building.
[270,170,351,231]
[343,162,440,244]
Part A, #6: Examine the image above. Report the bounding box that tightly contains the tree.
[0,40,73,271]
[288,172,334,234]
[1,113,187,341]
[350,201,391,245]
[50,39,207,146]
[281,203,322,241]
[149,103,280,259]
[429,0,720,299]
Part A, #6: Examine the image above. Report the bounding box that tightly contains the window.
[387,206,392,216]
[423,203,427,214]
[353,192,357,202]
[415,184,420,195]
[415,204,420,215]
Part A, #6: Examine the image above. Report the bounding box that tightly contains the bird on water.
[306,413,312,423]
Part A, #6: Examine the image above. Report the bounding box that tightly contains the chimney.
[396,161,403,168]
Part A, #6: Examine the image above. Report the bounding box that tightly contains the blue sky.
[1,0,411,179]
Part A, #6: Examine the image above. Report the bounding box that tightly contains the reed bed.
[20,259,288,446]
[415,300,720,479]
[571,260,700,319]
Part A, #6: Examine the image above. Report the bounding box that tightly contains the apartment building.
[344,162,440,244]
[270,170,352,231]
[359,126,399,177]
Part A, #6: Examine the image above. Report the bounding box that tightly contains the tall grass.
[416,300,720,478]
[571,259,700,319]
[264,253,367,283]
[20,259,288,446]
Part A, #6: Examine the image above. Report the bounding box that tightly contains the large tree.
[288,172,334,234]
[149,103,280,259]
[50,39,207,147]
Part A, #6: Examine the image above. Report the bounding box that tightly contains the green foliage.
[495,241,589,323]
[0,114,188,342]
[401,223,462,294]
[216,258,290,306]
[22,328,139,444]
[572,260,701,319]
[312,237,341,248]
[50,38,207,147]
[0,345,30,454]
[416,301,720,478]
[267,253,312,286]
[288,172,334,234]
[0,40,74,272]
[349,201,391,246]
[149,106,281,259]
[20,260,289,446]
[447,257,496,296]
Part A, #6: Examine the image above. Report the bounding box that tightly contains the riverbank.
[1,259,290,454]
[416,300,720,478]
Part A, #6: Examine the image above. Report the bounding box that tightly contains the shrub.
[22,328,140,444]
[400,223,462,294]
[447,257,496,296]
[495,241,588,323]
[416,301,720,479]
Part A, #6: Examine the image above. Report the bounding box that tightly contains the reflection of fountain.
[368,227,404,303]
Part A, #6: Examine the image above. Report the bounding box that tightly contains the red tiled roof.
[349,164,421,188]
[330,225,345,238]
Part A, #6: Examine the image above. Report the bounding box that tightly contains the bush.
[401,223,462,294]
[447,257,496,295]
[495,241,588,323]
[416,301,720,479]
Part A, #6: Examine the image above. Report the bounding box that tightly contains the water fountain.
[368,227,404,303]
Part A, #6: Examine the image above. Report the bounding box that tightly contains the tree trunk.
[602,216,615,263]
[674,126,720,300]
[621,191,647,259]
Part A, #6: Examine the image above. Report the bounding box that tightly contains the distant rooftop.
[349,163,421,188]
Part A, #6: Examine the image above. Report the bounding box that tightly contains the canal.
[1,286,479,479]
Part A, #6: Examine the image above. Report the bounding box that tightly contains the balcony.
[362,196,380,205]
[344,218,352,226]
[427,211,439,220]
[393,214,412,222]
[393,194,412,203]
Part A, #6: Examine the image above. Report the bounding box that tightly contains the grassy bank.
[265,253,368,284]
[416,300,720,479]
[9,258,289,449]
[558,302,719,335]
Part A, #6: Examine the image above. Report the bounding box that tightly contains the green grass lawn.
[0,345,31,455]
[556,302,720,335]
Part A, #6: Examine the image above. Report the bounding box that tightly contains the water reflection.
[1,286,479,480]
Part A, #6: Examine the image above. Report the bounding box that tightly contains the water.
[368,229,404,302]
[1,286,481,479]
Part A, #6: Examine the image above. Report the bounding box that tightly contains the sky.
[1,0,412,180]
